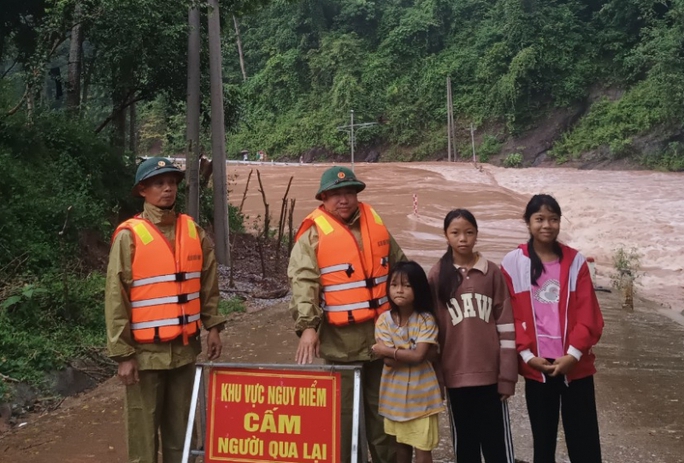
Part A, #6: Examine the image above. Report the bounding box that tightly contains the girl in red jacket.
[501,194,604,463]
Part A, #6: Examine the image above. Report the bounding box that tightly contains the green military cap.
[133,157,185,197]
[315,166,366,200]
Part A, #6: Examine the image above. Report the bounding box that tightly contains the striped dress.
[375,311,444,422]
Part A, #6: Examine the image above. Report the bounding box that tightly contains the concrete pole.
[350,109,355,171]
[208,0,230,265]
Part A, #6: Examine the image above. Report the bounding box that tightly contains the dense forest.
[1,0,683,401]
[221,0,684,169]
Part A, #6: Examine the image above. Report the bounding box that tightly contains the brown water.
[230,161,683,313]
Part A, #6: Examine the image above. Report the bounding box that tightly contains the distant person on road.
[372,261,444,463]
[288,166,406,463]
[501,194,604,463]
[428,209,517,463]
[105,157,225,463]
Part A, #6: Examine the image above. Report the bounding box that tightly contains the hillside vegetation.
[218,0,684,169]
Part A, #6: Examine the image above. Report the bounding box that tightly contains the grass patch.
[219,297,246,315]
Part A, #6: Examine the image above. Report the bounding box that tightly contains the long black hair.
[387,261,434,315]
[524,194,563,286]
[437,209,478,307]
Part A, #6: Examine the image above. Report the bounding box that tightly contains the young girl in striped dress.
[372,261,444,463]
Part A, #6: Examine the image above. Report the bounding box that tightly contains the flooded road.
[230,162,684,311]
[229,161,684,462]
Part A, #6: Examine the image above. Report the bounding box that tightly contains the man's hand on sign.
[207,326,222,360]
[295,328,320,364]
[118,358,139,386]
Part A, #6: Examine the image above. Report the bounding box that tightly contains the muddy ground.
[1,285,683,462]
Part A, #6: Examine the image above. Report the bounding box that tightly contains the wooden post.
[288,198,296,255]
[276,176,294,265]
[256,170,270,240]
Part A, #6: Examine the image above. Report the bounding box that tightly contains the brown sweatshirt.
[428,254,518,396]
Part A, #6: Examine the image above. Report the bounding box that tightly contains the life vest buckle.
[345,264,354,278]
[175,272,186,282]
[178,314,190,325]
[178,293,189,304]
[368,299,380,309]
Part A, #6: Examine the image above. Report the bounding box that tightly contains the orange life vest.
[112,214,203,344]
[295,203,391,326]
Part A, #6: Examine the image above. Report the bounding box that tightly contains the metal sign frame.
[182,362,364,463]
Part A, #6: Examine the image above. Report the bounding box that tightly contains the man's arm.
[105,231,139,385]
[198,227,225,331]
[105,231,136,362]
[388,233,407,266]
[198,226,225,360]
[288,227,323,334]
[288,227,323,364]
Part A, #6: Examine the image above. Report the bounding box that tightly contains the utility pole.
[337,110,377,171]
[208,0,230,265]
[350,110,355,168]
[470,123,476,162]
[186,5,201,222]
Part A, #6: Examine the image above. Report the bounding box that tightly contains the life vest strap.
[320,263,354,276]
[130,292,200,308]
[323,296,389,312]
[322,275,388,293]
[131,272,202,288]
[131,313,201,330]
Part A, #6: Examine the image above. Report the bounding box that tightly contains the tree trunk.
[82,48,96,107]
[66,4,83,113]
[186,6,201,222]
[129,101,137,154]
[207,0,230,265]
[111,90,127,153]
[233,15,247,81]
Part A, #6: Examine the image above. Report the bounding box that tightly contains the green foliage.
[0,110,134,277]
[477,135,502,163]
[610,246,642,291]
[0,272,106,389]
[503,152,523,168]
[218,297,246,316]
[640,142,684,172]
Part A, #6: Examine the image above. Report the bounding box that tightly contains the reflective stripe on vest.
[130,291,200,308]
[131,272,201,288]
[113,213,203,344]
[322,275,388,293]
[131,313,201,330]
[323,296,389,312]
[295,203,391,326]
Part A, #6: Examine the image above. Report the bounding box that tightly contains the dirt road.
[1,290,682,462]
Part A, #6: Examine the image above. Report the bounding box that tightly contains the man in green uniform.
[288,166,406,463]
[105,157,225,463]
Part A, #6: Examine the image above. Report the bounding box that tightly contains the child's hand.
[528,357,555,374]
[383,358,398,368]
[549,355,578,377]
[371,343,392,358]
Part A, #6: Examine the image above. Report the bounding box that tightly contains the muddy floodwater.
[230,161,684,313]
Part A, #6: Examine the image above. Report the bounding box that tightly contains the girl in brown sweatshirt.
[428,209,518,463]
